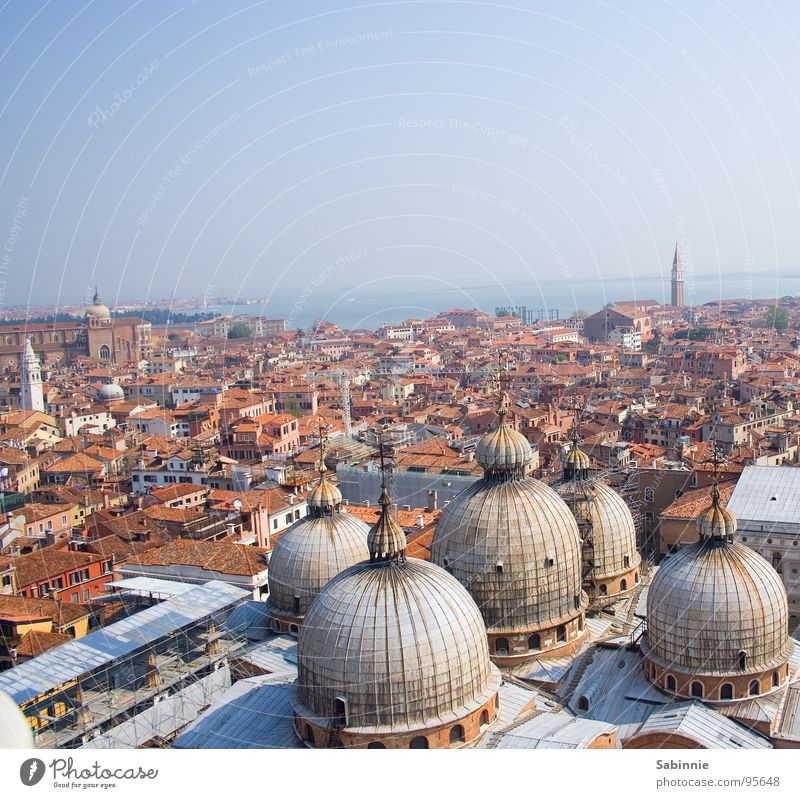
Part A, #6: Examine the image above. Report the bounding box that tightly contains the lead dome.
[643,483,793,701]
[267,448,369,634]
[431,388,587,664]
[85,288,111,320]
[293,480,501,749]
[555,437,641,606]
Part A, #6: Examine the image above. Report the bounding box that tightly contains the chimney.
[464,450,474,463]
[427,490,438,512]
[415,514,425,528]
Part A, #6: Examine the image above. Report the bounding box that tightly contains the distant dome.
[98,383,124,401]
[432,389,587,662]
[294,481,500,748]
[267,450,369,631]
[86,288,111,320]
[644,486,793,698]
[555,438,641,603]
[0,690,33,748]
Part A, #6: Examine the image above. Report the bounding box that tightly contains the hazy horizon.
[2,1,800,318]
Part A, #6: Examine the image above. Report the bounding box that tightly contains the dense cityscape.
[0,249,798,751]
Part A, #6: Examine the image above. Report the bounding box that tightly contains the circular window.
[767,538,773,544]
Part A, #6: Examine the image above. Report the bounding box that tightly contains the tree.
[570,309,588,319]
[764,306,789,331]
[228,321,253,339]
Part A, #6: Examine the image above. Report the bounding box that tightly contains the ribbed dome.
[645,538,791,676]
[267,511,370,619]
[698,484,736,540]
[476,422,533,476]
[296,556,501,733]
[431,477,586,633]
[562,444,591,478]
[556,477,641,581]
[98,383,124,401]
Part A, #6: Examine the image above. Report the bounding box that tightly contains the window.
[480,710,489,727]
[70,593,79,603]
[367,742,385,749]
[772,671,780,688]
[528,634,540,650]
[624,555,630,568]
[691,681,703,698]
[720,683,733,700]
[620,579,627,592]
[99,345,110,359]
[644,487,654,503]
[666,674,677,691]
[495,563,503,574]
[557,625,567,643]
[494,637,509,656]
[70,572,79,585]
[749,680,760,696]
[449,725,465,746]
[293,596,301,615]
[598,583,608,595]
[578,696,590,711]
[409,736,428,749]
[738,650,748,670]
[304,726,315,746]
[83,588,90,600]
[333,697,347,727]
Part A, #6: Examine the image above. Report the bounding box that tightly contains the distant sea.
[204,270,798,331]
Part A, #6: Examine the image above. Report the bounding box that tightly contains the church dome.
[644,485,792,693]
[86,289,111,320]
[431,389,587,661]
[475,394,533,478]
[555,438,641,601]
[267,457,369,629]
[294,480,501,747]
[98,383,124,401]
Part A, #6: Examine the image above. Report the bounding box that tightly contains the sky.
[1,0,800,321]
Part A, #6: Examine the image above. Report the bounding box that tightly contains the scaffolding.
[1,583,251,750]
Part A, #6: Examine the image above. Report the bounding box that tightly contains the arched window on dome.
[691,681,704,698]
[449,725,465,747]
[620,579,627,592]
[773,671,781,688]
[494,637,509,656]
[598,584,608,595]
[410,736,428,749]
[635,572,640,583]
[749,680,760,696]
[624,555,630,568]
[720,683,733,700]
[557,625,567,644]
[99,345,110,360]
[304,725,315,746]
[333,697,347,727]
[293,596,300,615]
[528,634,540,650]
[738,650,748,670]
[480,710,489,727]
[577,696,589,711]
[666,674,677,692]
[368,742,385,749]
[578,615,585,631]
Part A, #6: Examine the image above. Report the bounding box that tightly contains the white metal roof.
[492,712,618,749]
[728,465,800,526]
[0,580,249,705]
[173,674,302,749]
[106,576,197,599]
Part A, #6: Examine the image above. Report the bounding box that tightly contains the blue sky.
[1,0,799,314]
